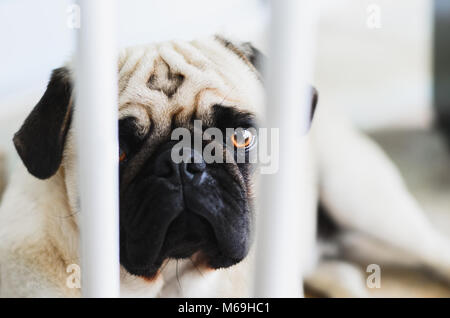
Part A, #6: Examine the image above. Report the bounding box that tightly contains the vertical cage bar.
[253,0,318,297]
[434,0,450,147]
[75,0,120,297]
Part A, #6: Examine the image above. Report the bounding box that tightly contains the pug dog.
[1,36,450,298]
[0,36,271,297]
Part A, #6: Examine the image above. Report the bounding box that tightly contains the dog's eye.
[231,129,255,150]
[118,117,145,164]
[119,148,127,163]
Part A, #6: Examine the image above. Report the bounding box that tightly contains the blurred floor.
[306,129,450,298]
[371,129,450,235]
[367,267,450,298]
[367,129,450,297]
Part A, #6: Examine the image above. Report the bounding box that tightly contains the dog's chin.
[125,255,247,281]
[123,260,165,280]
[121,245,245,280]
[120,204,250,280]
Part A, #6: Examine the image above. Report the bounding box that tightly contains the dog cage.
[74,0,318,297]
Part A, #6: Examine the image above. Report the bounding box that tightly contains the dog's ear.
[13,67,73,179]
[215,35,266,74]
[235,41,266,74]
[216,36,318,126]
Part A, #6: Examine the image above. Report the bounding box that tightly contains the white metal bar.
[75,0,120,297]
[253,0,318,297]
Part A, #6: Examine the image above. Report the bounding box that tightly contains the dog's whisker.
[159,259,170,273]
[55,211,80,219]
[189,256,205,278]
[176,260,182,292]
[49,210,80,219]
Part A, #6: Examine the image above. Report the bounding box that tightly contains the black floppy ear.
[236,41,266,74]
[215,36,319,125]
[215,35,266,75]
[13,67,73,179]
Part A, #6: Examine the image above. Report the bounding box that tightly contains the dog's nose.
[153,146,206,180]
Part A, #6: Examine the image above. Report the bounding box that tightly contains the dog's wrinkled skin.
[1,37,450,298]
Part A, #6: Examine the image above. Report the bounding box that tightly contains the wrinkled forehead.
[117,38,264,134]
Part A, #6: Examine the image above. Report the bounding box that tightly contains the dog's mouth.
[120,208,245,279]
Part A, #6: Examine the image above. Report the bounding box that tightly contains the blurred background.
[0,0,449,297]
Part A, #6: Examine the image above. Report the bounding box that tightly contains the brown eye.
[119,149,127,162]
[231,129,255,149]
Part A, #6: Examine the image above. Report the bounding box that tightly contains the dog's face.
[13,37,317,280]
[115,39,266,277]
